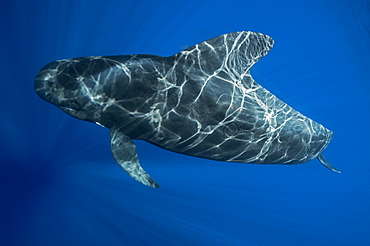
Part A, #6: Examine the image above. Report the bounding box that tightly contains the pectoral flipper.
[110,128,159,188]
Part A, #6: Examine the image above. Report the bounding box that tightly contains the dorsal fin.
[173,31,274,80]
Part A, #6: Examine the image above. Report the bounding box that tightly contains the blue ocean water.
[1,0,369,245]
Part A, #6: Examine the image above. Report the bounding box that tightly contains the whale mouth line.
[60,107,75,114]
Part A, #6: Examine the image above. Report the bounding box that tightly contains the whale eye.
[223,122,241,137]
[67,99,81,109]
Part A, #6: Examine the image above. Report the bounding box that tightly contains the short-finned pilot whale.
[35,31,340,188]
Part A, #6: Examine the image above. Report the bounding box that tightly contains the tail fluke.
[317,153,341,173]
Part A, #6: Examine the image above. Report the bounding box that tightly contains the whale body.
[35,31,339,188]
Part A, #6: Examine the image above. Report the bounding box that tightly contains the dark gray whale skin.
[35,31,339,188]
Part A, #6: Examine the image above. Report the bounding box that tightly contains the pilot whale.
[35,31,340,188]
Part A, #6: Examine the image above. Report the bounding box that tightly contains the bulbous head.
[35,55,165,130]
[34,58,109,124]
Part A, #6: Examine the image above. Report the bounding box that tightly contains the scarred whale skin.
[35,31,339,188]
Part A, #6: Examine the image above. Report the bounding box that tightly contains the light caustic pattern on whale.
[35,31,340,188]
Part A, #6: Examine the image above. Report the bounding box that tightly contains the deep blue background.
[1,0,369,245]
